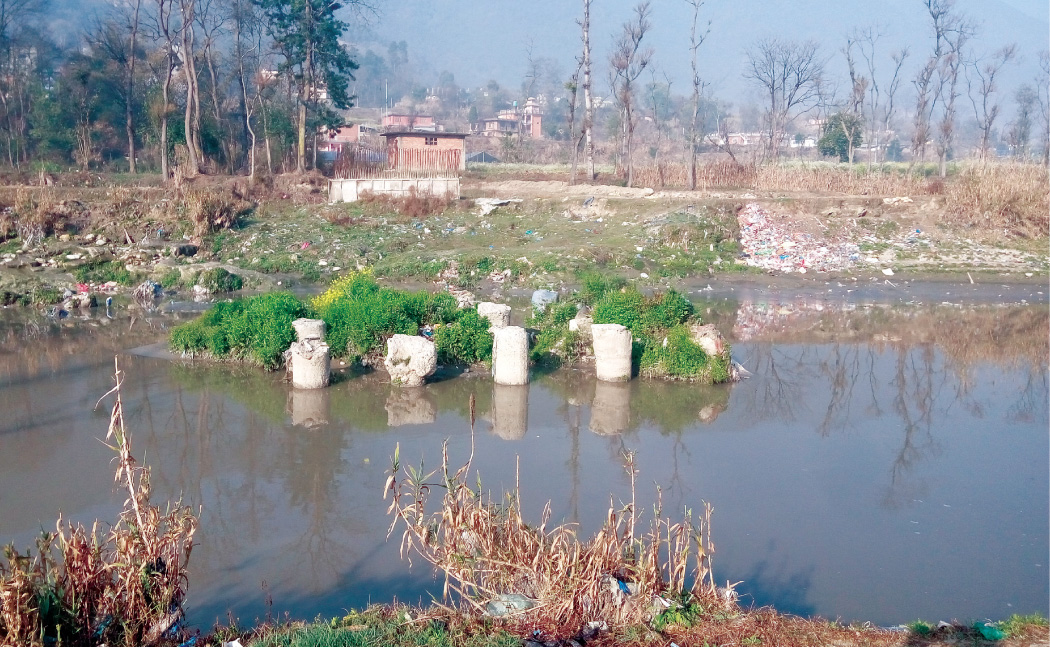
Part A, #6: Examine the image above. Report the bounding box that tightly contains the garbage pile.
[738,203,859,273]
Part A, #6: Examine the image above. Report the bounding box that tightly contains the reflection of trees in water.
[738,343,812,423]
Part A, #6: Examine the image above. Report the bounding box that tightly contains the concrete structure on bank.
[492,326,529,385]
[592,324,632,382]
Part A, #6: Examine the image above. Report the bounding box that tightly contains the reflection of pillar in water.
[385,388,437,427]
[589,381,630,436]
[288,387,331,428]
[490,384,529,440]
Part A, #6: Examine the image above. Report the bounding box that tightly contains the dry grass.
[384,399,726,634]
[0,359,199,647]
[629,160,1049,239]
[357,188,463,219]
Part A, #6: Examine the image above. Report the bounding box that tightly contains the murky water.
[0,289,1046,628]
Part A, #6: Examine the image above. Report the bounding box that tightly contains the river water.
[0,285,1046,629]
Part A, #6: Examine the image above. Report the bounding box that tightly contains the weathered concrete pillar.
[490,384,529,440]
[591,324,632,382]
[288,388,330,428]
[385,388,437,426]
[290,339,331,389]
[492,326,529,385]
[477,302,511,329]
[384,334,437,387]
[589,381,631,436]
[293,318,326,342]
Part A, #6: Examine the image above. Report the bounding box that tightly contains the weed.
[159,269,183,289]
[385,442,724,631]
[906,620,932,636]
[997,613,1049,637]
[578,271,627,304]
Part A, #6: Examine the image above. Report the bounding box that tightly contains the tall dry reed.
[384,398,724,632]
[0,359,199,647]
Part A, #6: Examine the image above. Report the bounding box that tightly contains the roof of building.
[382,131,469,139]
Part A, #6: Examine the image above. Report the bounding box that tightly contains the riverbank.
[211,603,1050,647]
[0,170,1045,308]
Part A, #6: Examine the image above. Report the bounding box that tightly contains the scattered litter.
[882,268,894,276]
[476,197,522,216]
[882,196,913,205]
[532,289,558,312]
[737,203,859,273]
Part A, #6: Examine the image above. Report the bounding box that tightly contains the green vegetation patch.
[435,308,493,365]
[197,267,244,293]
[311,269,458,359]
[74,259,139,286]
[169,292,308,369]
[640,325,730,382]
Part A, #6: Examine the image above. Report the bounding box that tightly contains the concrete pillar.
[288,388,330,428]
[293,318,326,342]
[290,339,331,389]
[477,302,511,329]
[492,326,529,385]
[589,381,631,436]
[592,324,632,382]
[490,384,529,440]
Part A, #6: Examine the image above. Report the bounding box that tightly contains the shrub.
[435,308,493,364]
[640,289,694,333]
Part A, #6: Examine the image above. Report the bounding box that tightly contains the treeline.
[0,0,358,178]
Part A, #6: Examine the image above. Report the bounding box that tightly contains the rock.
[95,236,107,246]
[568,312,593,339]
[477,302,511,328]
[172,244,198,257]
[384,334,437,387]
[289,339,331,389]
[592,324,632,382]
[292,318,326,342]
[689,323,726,358]
[531,289,558,312]
[492,326,529,385]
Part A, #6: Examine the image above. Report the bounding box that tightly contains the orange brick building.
[382,131,467,172]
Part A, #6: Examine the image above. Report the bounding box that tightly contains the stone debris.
[384,334,437,387]
[475,197,522,216]
[738,203,859,273]
[477,301,511,328]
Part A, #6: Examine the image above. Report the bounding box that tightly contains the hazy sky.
[354,0,1049,105]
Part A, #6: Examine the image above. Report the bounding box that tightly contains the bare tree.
[579,0,595,181]
[743,38,825,160]
[145,0,181,179]
[857,30,909,168]
[609,1,653,188]
[911,0,974,173]
[566,62,582,184]
[177,0,203,174]
[685,0,709,190]
[934,21,973,177]
[228,0,261,181]
[839,33,869,164]
[1008,84,1036,159]
[1038,51,1050,166]
[967,44,1016,162]
[197,0,231,170]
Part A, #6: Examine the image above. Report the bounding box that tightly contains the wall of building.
[328,177,461,203]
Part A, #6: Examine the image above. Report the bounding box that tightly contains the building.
[474,97,543,139]
[382,131,468,172]
[381,114,436,132]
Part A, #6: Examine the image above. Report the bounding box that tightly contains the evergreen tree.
[253,0,358,172]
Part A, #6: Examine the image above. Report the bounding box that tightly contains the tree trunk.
[297,100,306,173]
[126,0,141,173]
[582,0,595,181]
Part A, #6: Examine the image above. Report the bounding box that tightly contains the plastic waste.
[531,289,558,312]
[973,622,1005,640]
